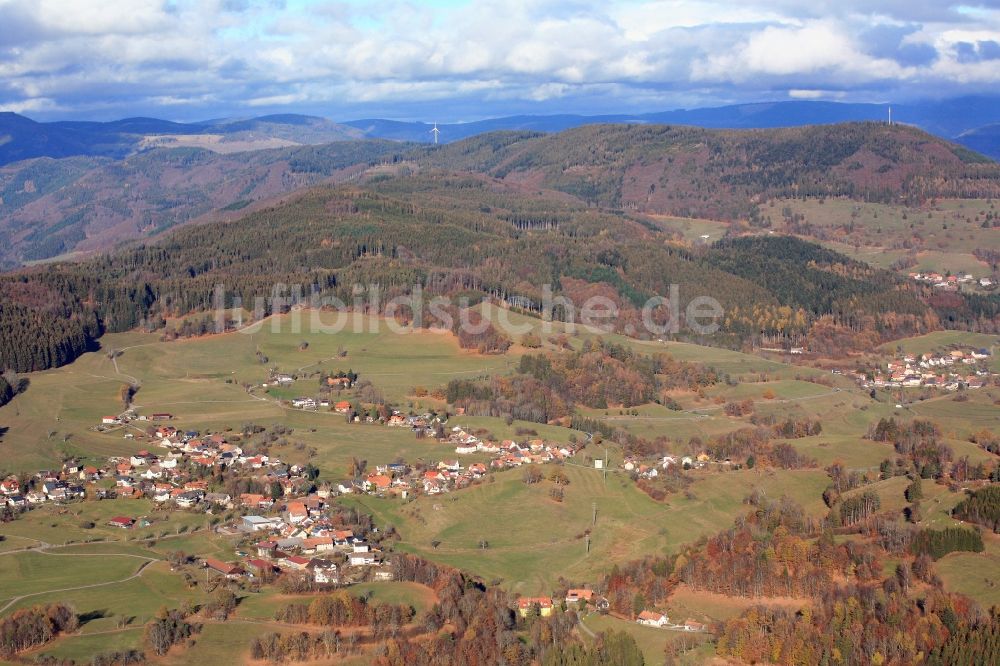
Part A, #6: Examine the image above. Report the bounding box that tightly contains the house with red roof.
[364,474,391,492]
[637,610,669,627]
[204,558,243,578]
[517,597,554,617]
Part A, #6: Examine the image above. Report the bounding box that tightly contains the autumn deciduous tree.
[0,603,78,656]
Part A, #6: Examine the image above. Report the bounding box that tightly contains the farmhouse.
[334,400,352,414]
[301,536,335,553]
[0,477,20,496]
[637,610,669,628]
[286,501,309,523]
[311,561,339,584]
[204,558,243,578]
[364,473,392,493]
[246,559,277,577]
[284,555,312,571]
[565,589,594,605]
[349,550,379,566]
[517,597,554,617]
[683,619,707,632]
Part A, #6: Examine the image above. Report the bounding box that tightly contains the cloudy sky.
[1,0,1000,121]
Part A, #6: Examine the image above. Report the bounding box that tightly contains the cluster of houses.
[621,453,710,478]
[1,424,317,514]
[266,371,355,412]
[0,465,88,508]
[512,589,707,633]
[908,272,994,290]
[353,460,489,498]
[516,589,607,618]
[264,373,354,390]
[196,511,392,586]
[446,426,577,465]
[346,433,579,500]
[288,397,354,412]
[98,410,173,430]
[858,348,995,391]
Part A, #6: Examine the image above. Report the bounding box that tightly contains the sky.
[1,0,1000,122]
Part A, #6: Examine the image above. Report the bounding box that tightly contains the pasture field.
[5,561,200,628]
[580,612,713,665]
[909,389,1000,439]
[936,538,1000,610]
[768,197,1000,279]
[878,330,999,357]
[341,464,830,595]
[0,304,997,662]
[34,627,145,663]
[0,499,215,546]
[665,585,808,625]
[236,580,437,621]
[641,213,731,244]
[0,550,145,601]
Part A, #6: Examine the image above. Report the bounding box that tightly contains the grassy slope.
[769,197,1000,280]
[342,464,829,595]
[0,304,996,660]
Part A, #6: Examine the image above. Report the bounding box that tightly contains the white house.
[311,562,338,584]
[349,551,378,566]
[637,611,669,628]
[243,515,282,532]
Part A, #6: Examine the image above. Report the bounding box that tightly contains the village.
[908,271,995,290]
[0,414,715,642]
[856,347,996,391]
[3,407,584,594]
[0,424,391,589]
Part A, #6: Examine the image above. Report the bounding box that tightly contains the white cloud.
[0,0,997,120]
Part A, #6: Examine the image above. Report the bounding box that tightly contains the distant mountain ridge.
[2,96,1000,167]
[341,97,1000,159]
[0,113,361,165]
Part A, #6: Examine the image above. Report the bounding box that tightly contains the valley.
[0,121,999,665]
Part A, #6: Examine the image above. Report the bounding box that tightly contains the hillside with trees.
[422,123,1000,216]
[1,165,996,374]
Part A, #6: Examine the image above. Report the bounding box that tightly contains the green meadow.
[0,304,996,662]
[342,464,829,595]
[769,197,1000,280]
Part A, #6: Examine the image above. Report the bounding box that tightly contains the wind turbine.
[430,122,440,144]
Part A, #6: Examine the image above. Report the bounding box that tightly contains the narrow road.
[0,560,154,614]
[578,616,597,639]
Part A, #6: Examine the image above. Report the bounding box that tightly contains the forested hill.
[418,123,999,219]
[2,122,996,268]
[1,174,996,373]
[0,140,407,267]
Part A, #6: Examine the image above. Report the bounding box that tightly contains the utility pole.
[592,500,597,526]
